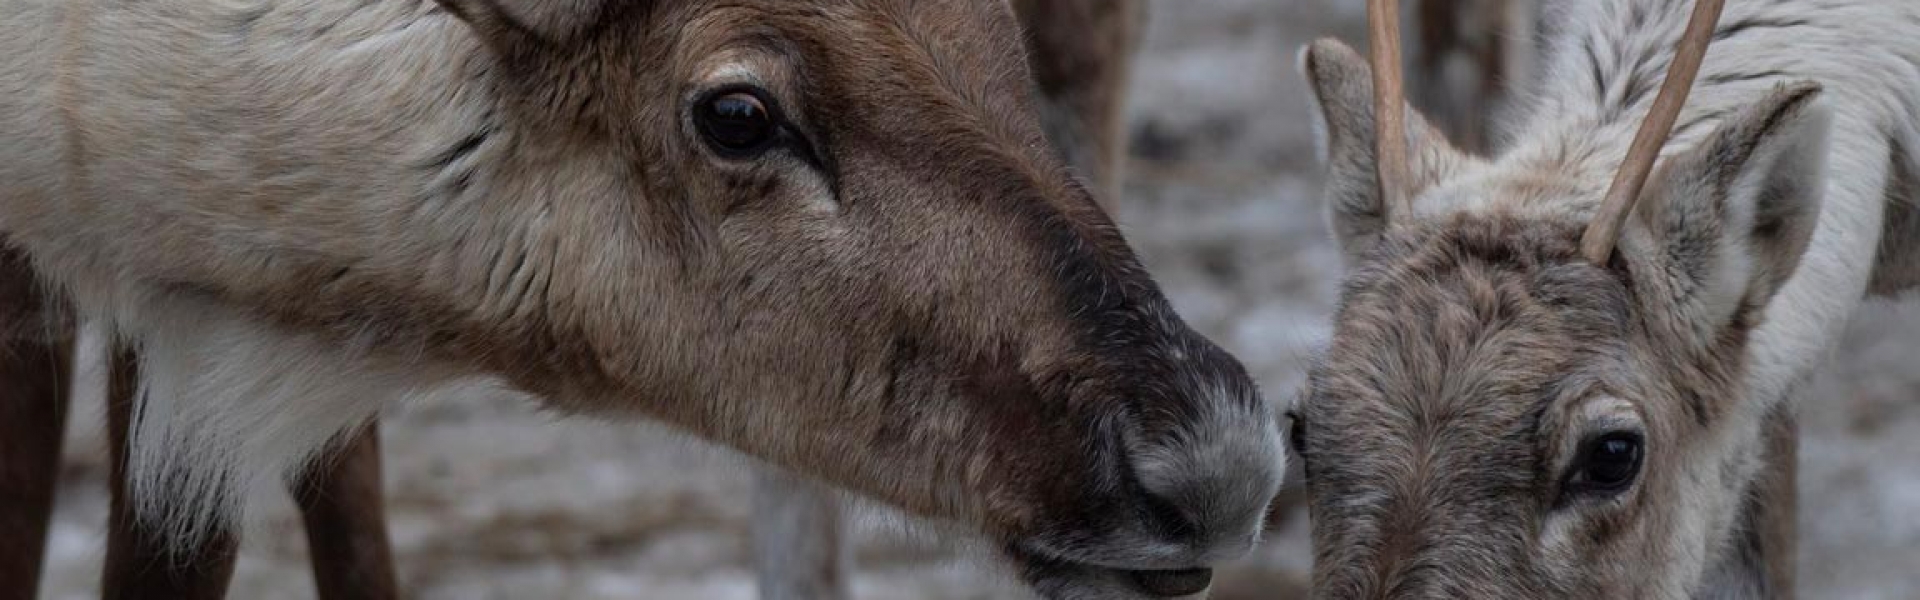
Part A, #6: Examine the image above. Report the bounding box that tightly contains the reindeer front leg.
[103,345,399,600]
[293,423,399,600]
[0,246,73,600]
[103,349,239,600]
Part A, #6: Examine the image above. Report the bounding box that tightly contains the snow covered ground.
[35,1,1919,598]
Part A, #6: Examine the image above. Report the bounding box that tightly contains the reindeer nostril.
[1130,568,1213,597]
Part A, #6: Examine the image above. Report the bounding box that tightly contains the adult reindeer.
[1,2,1158,598]
[0,1,1285,599]
[1294,0,1920,597]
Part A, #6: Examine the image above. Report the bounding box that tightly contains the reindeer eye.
[1569,432,1643,495]
[696,89,780,157]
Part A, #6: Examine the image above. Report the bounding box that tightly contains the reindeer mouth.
[1012,545,1215,599]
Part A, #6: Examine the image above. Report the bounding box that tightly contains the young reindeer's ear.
[1634,83,1830,328]
[1299,39,1470,261]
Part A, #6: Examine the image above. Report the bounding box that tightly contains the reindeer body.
[0,1,1282,597]
[2,0,592,540]
[1299,0,1920,597]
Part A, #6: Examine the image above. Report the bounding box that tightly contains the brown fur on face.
[0,0,1281,592]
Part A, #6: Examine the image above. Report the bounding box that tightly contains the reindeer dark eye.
[1570,432,1643,495]
[695,90,780,157]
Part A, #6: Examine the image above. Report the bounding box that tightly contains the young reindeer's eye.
[1567,432,1644,495]
[695,88,781,157]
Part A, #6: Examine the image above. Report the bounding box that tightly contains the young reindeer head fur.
[1293,10,1831,598]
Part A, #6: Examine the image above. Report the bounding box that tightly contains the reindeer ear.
[1636,83,1829,325]
[1299,38,1469,261]
[435,0,606,55]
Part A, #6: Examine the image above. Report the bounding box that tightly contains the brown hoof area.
[1130,567,1212,597]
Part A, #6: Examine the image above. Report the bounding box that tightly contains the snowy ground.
[36,0,1920,598]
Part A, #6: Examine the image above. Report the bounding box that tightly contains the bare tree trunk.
[0,244,73,600]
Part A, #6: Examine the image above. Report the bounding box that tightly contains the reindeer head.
[1291,1,1831,595]
[406,1,1282,595]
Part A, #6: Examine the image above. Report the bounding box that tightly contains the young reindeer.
[0,1,1286,598]
[1295,0,1920,597]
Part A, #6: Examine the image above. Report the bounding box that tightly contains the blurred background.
[35,0,1920,598]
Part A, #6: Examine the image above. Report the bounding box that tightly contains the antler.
[1579,0,1728,264]
[1367,0,1410,217]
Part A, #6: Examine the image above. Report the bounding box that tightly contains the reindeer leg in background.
[1010,0,1144,202]
[1753,408,1799,599]
[0,246,73,600]
[1497,0,1542,112]
[293,422,400,600]
[1407,0,1550,154]
[1409,0,1501,153]
[104,353,396,600]
[103,348,239,600]
[754,469,851,600]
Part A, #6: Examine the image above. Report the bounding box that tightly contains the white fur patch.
[107,290,456,545]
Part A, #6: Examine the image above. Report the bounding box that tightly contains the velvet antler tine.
[1368,0,1411,217]
[1580,0,1728,264]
